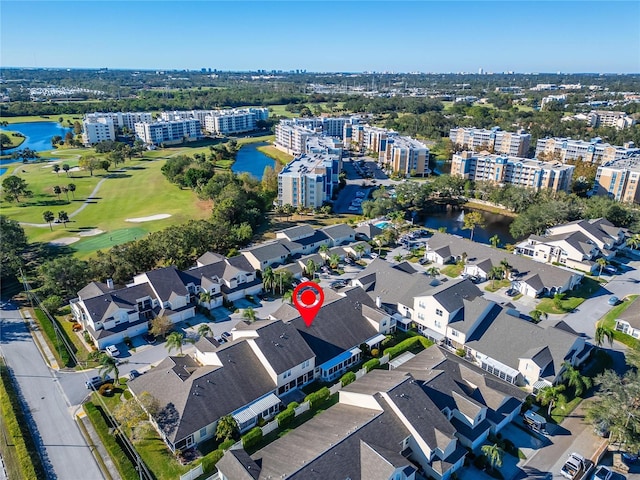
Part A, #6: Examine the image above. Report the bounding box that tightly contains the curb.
[75,413,113,480]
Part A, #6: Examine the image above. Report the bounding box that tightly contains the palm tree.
[596,258,608,278]
[536,384,567,416]
[215,415,238,441]
[283,289,293,304]
[43,210,55,231]
[319,244,330,256]
[373,235,386,255]
[306,259,318,279]
[67,183,76,199]
[53,164,60,176]
[481,443,504,471]
[98,354,120,384]
[165,332,192,355]
[529,310,548,323]
[197,323,213,338]
[262,266,275,294]
[626,234,640,250]
[489,235,500,249]
[426,266,440,278]
[500,258,512,280]
[57,211,69,228]
[328,253,341,270]
[560,361,592,396]
[594,322,614,349]
[53,185,62,200]
[242,307,257,323]
[488,266,504,288]
[354,243,365,260]
[62,163,70,177]
[199,290,212,308]
[463,211,485,241]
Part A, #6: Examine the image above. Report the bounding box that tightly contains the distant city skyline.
[1,1,638,74]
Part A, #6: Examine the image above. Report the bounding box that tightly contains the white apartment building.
[274,122,316,155]
[451,151,574,192]
[82,116,115,146]
[134,119,201,146]
[535,137,640,164]
[84,112,153,131]
[587,111,636,129]
[277,153,341,208]
[160,108,268,135]
[540,94,567,109]
[449,127,531,157]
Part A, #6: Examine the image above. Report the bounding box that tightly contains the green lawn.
[257,144,293,166]
[600,295,640,348]
[485,279,510,292]
[1,114,84,125]
[441,264,464,277]
[1,130,26,148]
[536,277,601,314]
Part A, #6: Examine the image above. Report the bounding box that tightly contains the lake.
[423,207,516,245]
[232,142,275,180]
[1,121,73,152]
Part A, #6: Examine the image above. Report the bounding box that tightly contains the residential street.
[0,303,103,480]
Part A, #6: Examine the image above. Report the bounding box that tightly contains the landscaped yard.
[600,294,639,348]
[440,264,464,277]
[484,279,510,292]
[536,277,601,314]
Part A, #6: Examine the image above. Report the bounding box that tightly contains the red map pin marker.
[292,281,324,327]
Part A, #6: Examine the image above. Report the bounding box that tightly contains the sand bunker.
[49,237,80,246]
[79,228,104,237]
[125,214,172,223]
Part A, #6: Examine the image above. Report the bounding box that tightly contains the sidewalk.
[76,410,122,480]
[21,309,59,370]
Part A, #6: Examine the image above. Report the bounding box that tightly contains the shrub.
[370,348,379,357]
[98,382,114,396]
[241,427,263,449]
[201,449,224,473]
[363,358,380,372]
[455,348,466,357]
[304,386,330,409]
[276,407,295,428]
[219,439,235,451]
[124,336,133,348]
[383,336,433,360]
[340,371,356,387]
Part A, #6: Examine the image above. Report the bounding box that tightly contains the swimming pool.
[374,221,390,229]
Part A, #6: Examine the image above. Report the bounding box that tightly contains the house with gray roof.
[241,241,291,270]
[132,266,195,322]
[276,224,315,242]
[615,297,640,339]
[355,223,383,240]
[321,223,356,245]
[425,232,583,297]
[515,230,602,273]
[545,218,626,258]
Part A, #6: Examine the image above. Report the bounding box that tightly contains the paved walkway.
[22,309,59,370]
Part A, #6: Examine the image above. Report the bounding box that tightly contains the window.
[435,309,443,316]
[199,427,207,438]
[435,320,441,328]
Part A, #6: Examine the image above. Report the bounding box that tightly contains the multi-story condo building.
[449,127,531,157]
[277,152,341,208]
[540,94,567,109]
[535,137,640,164]
[84,112,153,131]
[451,151,574,192]
[134,118,201,146]
[275,117,354,155]
[587,110,636,129]
[381,135,430,176]
[82,116,115,146]
[592,154,640,203]
[160,108,268,135]
[305,135,344,157]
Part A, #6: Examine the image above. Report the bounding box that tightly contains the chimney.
[106,278,114,289]
[375,296,381,308]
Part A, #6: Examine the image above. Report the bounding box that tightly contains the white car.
[105,345,120,357]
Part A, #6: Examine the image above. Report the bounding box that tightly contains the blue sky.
[1,1,638,73]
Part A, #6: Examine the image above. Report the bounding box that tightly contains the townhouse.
[160,108,269,135]
[535,137,640,164]
[515,217,626,271]
[449,126,531,157]
[451,151,574,192]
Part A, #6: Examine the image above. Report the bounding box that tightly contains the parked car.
[622,451,639,464]
[593,466,612,480]
[105,345,120,357]
[221,331,232,341]
[85,375,112,390]
[128,369,141,380]
[604,265,617,274]
[419,258,429,265]
[561,452,588,480]
[608,296,619,306]
[330,281,347,289]
[143,333,156,344]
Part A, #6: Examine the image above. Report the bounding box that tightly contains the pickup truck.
[560,452,593,479]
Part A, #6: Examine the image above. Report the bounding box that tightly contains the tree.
[79,156,99,176]
[462,210,485,241]
[489,235,501,249]
[319,244,330,256]
[1,216,27,282]
[560,362,592,396]
[113,391,159,434]
[529,310,548,323]
[2,176,30,202]
[52,185,62,200]
[488,266,504,288]
[53,164,60,176]
[626,234,640,250]
[283,289,293,304]
[536,384,566,416]
[500,258,512,280]
[215,415,238,441]
[481,443,504,471]
[262,266,275,294]
[354,243,366,260]
[199,290,212,308]
[242,307,257,323]
[38,256,89,298]
[165,332,192,355]
[43,210,55,230]
[197,323,212,338]
[328,253,341,270]
[305,259,318,278]
[98,353,120,384]
[596,258,608,278]
[149,315,173,340]
[426,266,440,278]
[594,322,614,349]
[0,133,12,149]
[62,163,70,176]
[57,211,69,228]
[100,160,111,173]
[67,183,76,199]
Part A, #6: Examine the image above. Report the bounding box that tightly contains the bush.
[455,348,466,357]
[241,427,263,449]
[370,348,379,357]
[124,336,133,348]
[383,336,433,360]
[201,449,224,473]
[98,382,114,396]
[219,439,235,451]
[363,358,380,372]
[276,407,296,428]
[304,386,330,409]
[340,371,356,387]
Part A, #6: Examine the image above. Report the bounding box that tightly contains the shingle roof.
[251,321,315,375]
[128,341,275,444]
[227,254,255,272]
[276,225,315,241]
[426,278,482,313]
[617,297,640,328]
[321,223,356,241]
[144,266,189,301]
[78,281,113,300]
[355,223,383,240]
[216,450,260,480]
[196,251,226,266]
[82,283,156,323]
[243,242,290,262]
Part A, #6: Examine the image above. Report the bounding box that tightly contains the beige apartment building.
[451,151,574,192]
[449,127,531,157]
[535,137,640,164]
[593,155,640,203]
[381,135,430,176]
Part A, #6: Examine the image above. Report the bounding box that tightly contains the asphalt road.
[0,304,103,480]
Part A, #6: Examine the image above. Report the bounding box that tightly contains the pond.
[1,121,73,153]
[423,207,516,245]
[232,142,275,180]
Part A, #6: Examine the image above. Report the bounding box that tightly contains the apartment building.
[540,94,567,109]
[587,110,636,129]
[381,135,430,176]
[451,151,574,192]
[84,112,153,131]
[275,117,353,155]
[160,108,268,135]
[277,152,341,208]
[535,137,640,164]
[81,116,115,146]
[592,155,640,203]
[134,118,201,146]
[449,126,531,157]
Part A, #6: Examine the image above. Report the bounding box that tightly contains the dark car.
[128,369,141,380]
[608,296,619,306]
[221,331,232,341]
[143,333,157,344]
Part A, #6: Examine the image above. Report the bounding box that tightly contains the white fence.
[355,368,367,380]
[329,383,342,395]
[380,354,390,365]
[261,418,279,436]
[180,463,203,480]
[294,401,310,416]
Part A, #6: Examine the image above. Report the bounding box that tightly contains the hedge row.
[304,386,330,409]
[340,371,356,387]
[383,336,433,360]
[363,358,380,372]
[242,427,263,449]
[276,402,298,428]
[0,362,45,480]
[83,402,138,480]
[33,308,75,367]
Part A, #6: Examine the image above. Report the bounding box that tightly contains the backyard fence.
[180,463,203,480]
[294,401,311,416]
[261,419,279,436]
